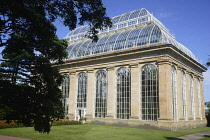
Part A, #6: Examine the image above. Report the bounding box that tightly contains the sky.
[1,0,210,101]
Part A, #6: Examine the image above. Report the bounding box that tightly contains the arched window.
[141,64,158,121]
[181,71,187,120]
[197,79,201,119]
[62,74,70,115]
[95,70,107,118]
[190,75,195,120]
[116,67,131,119]
[171,66,177,121]
[77,72,87,108]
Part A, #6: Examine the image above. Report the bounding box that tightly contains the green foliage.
[0,120,24,129]
[207,104,210,109]
[0,104,14,120]
[0,0,111,133]
[0,120,81,129]
[79,117,86,121]
[52,120,81,126]
[206,103,210,127]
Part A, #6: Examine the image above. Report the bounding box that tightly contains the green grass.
[0,124,210,140]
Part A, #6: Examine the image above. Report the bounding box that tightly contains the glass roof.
[65,8,197,61]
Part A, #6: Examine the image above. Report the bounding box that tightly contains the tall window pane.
[190,75,195,120]
[171,66,177,121]
[141,64,158,121]
[62,74,70,115]
[95,70,107,118]
[181,71,187,120]
[77,72,87,108]
[197,79,201,119]
[116,67,131,119]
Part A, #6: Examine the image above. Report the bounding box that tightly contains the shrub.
[79,117,86,121]
[52,120,81,126]
[0,120,81,129]
[0,120,24,129]
[206,113,210,127]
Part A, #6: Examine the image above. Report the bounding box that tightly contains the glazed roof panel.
[64,8,197,61]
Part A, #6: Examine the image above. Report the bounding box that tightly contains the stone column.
[177,67,183,121]
[186,72,193,120]
[106,66,116,119]
[186,71,192,120]
[192,75,196,120]
[157,60,173,121]
[68,72,76,120]
[130,63,140,119]
[86,69,94,119]
[194,76,199,120]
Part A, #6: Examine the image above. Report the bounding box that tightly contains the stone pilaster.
[157,61,173,121]
[68,72,76,120]
[185,71,191,120]
[130,63,140,119]
[177,67,183,121]
[186,71,194,120]
[86,69,94,119]
[193,76,199,120]
[106,66,116,118]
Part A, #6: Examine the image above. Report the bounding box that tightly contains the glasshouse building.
[57,8,207,131]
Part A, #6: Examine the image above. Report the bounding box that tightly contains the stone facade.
[57,44,207,131]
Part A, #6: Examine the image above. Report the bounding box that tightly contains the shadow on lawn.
[204,135,210,138]
[165,137,184,140]
[165,135,210,140]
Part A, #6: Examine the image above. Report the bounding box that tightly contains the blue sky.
[1,0,210,101]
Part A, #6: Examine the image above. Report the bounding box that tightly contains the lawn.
[0,124,210,140]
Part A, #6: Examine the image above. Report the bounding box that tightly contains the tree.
[207,56,210,66]
[0,0,111,133]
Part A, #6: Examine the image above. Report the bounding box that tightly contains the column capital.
[106,67,115,71]
[129,63,139,68]
[70,71,76,75]
[177,65,185,71]
[199,76,204,81]
[156,60,171,66]
[76,69,86,73]
[193,75,200,79]
[186,70,193,75]
[87,69,94,73]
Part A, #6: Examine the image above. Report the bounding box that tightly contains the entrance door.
[76,109,86,121]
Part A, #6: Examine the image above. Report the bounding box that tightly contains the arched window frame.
[181,71,187,120]
[171,66,178,121]
[116,67,131,119]
[95,70,107,118]
[141,64,159,121]
[77,72,87,109]
[61,74,70,115]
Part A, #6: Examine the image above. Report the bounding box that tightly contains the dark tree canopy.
[0,0,111,133]
[207,57,210,66]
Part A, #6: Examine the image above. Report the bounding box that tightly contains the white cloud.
[155,9,173,19]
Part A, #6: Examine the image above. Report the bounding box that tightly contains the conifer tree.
[0,0,111,133]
